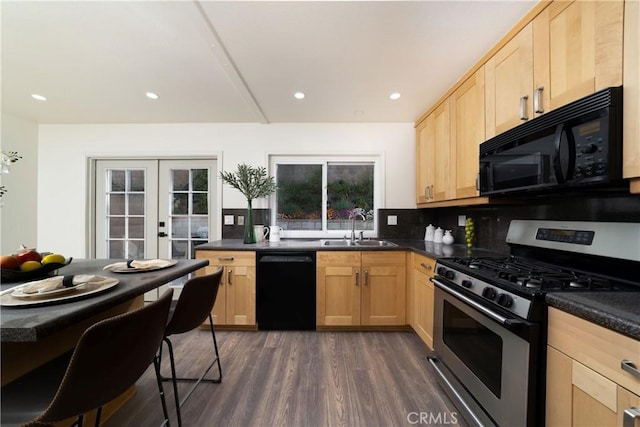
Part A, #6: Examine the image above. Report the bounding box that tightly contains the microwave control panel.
[572,118,608,179]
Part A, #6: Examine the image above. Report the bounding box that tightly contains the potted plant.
[220,164,277,243]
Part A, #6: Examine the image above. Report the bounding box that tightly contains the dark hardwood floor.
[104,329,468,427]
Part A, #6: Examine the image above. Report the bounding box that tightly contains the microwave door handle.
[552,123,575,183]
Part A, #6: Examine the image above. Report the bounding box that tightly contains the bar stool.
[157,268,223,426]
[1,289,174,427]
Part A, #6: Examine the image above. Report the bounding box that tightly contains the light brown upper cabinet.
[536,0,623,112]
[624,0,640,193]
[485,23,535,139]
[415,99,454,205]
[451,68,486,199]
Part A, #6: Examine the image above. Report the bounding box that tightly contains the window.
[270,156,380,238]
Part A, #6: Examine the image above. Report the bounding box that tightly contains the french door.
[94,159,217,299]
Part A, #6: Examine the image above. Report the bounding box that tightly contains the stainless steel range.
[428,220,640,427]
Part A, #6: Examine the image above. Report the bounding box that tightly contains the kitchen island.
[1,258,208,384]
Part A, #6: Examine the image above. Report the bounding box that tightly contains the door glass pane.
[109,194,125,215]
[129,170,145,191]
[192,193,208,214]
[129,194,144,215]
[276,164,322,230]
[110,170,125,191]
[172,170,189,191]
[172,194,188,215]
[104,169,147,259]
[171,217,188,238]
[192,169,208,191]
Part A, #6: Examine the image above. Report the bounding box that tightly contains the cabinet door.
[317,251,361,326]
[485,22,534,138]
[624,0,640,189]
[361,252,406,326]
[413,255,435,349]
[225,264,256,325]
[415,119,434,204]
[540,0,623,111]
[451,68,485,199]
[433,99,454,202]
[547,345,640,427]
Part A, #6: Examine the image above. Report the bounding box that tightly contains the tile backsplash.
[223,193,639,254]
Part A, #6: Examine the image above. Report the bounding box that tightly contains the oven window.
[443,301,503,397]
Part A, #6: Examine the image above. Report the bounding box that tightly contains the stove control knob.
[482,287,497,300]
[496,293,513,308]
[445,270,456,280]
[461,279,473,289]
[436,266,447,276]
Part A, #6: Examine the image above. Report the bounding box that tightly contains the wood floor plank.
[104,330,468,427]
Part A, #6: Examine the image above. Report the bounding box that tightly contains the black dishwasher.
[256,251,316,330]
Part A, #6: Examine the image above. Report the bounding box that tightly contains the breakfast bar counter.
[0,258,208,386]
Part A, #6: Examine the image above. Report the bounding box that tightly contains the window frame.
[268,154,383,239]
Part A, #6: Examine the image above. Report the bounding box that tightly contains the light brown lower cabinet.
[546,307,640,426]
[410,253,436,350]
[316,251,406,327]
[195,250,256,327]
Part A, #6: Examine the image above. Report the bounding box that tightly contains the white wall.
[37,122,415,257]
[1,113,39,254]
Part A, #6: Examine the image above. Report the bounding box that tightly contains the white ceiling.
[1,1,536,125]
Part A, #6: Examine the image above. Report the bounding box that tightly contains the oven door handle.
[432,278,526,327]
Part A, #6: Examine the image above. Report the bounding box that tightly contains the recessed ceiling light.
[389,92,401,100]
[294,92,305,100]
[145,92,159,100]
[31,94,47,101]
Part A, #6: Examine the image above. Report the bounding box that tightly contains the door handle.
[621,360,640,379]
[227,269,232,285]
[519,95,529,121]
[364,270,369,286]
[420,262,432,271]
[158,232,168,237]
[355,270,359,286]
[534,87,544,114]
[623,407,640,427]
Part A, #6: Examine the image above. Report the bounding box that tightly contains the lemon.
[41,253,65,265]
[20,260,42,272]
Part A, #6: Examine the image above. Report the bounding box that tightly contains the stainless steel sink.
[321,240,356,246]
[321,239,397,247]
[356,240,398,247]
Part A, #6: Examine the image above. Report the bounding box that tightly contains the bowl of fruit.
[0,246,72,283]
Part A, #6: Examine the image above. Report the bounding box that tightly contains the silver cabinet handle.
[534,87,544,114]
[621,360,640,379]
[420,262,432,271]
[227,269,232,285]
[519,95,529,121]
[364,270,369,286]
[623,407,640,427]
[355,270,359,286]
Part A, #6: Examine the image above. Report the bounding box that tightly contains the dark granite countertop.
[0,258,209,342]
[546,292,640,341]
[195,239,506,259]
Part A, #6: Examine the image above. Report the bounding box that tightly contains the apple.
[17,249,42,265]
[0,255,20,270]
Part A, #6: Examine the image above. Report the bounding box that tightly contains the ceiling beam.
[193,1,269,124]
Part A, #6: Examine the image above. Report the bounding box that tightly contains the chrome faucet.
[350,211,366,242]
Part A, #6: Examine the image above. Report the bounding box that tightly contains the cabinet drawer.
[195,250,256,266]
[413,253,436,276]
[548,307,640,395]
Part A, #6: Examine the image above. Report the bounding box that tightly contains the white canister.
[442,230,454,245]
[424,224,435,241]
[433,227,444,243]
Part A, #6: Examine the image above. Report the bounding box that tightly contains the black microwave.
[479,86,623,196]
